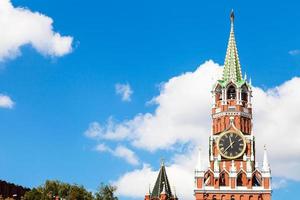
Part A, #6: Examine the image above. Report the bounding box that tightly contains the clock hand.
[229,135,233,149]
[224,141,235,153]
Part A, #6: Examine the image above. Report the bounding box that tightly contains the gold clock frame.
[217,130,246,160]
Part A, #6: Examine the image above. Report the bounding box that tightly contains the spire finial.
[230,9,235,23]
[161,158,165,167]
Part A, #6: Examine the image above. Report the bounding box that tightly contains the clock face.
[218,131,246,159]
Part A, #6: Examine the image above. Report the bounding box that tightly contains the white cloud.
[272,179,288,190]
[113,145,139,166]
[91,61,220,152]
[115,149,197,200]
[95,143,110,152]
[115,83,133,102]
[288,49,300,56]
[114,164,157,198]
[95,143,139,166]
[0,94,14,108]
[0,0,73,61]
[84,119,135,141]
[86,60,300,199]
[84,122,103,139]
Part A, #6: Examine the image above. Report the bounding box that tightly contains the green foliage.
[24,180,117,200]
[94,183,118,200]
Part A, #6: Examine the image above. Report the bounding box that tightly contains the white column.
[212,91,216,108]
[221,88,225,105]
[237,88,242,105]
[247,90,252,108]
[210,136,214,161]
[251,137,254,161]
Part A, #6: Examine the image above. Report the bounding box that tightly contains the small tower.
[145,161,179,200]
[262,145,271,190]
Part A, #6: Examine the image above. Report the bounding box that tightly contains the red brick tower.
[194,11,272,200]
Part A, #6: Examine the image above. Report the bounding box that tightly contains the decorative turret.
[145,185,151,200]
[195,148,204,173]
[261,145,271,190]
[152,161,172,198]
[145,160,178,200]
[262,145,271,175]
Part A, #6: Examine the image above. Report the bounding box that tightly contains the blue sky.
[0,0,300,199]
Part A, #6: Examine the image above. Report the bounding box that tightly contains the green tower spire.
[222,10,243,83]
[151,162,172,198]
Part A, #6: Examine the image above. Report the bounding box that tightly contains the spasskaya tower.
[194,11,272,200]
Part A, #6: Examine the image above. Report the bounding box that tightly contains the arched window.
[252,172,262,186]
[204,171,214,186]
[220,173,226,186]
[227,85,236,99]
[231,195,235,200]
[241,85,248,101]
[213,195,217,200]
[258,195,262,200]
[215,85,222,101]
[219,171,229,186]
[237,171,246,186]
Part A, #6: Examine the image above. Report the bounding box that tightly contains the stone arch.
[219,170,229,186]
[215,84,222,101]
[204,170,214,186]
[252,170,262,187]
[221,195,226,200]
[212,195,217,200]
[227,84,236,100]
[241,84,249,102]
[230,195,235,200]
[237,170,247,186]
[258,195,263,200]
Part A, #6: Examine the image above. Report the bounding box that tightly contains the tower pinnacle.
[262,145,270,172]
[222,10,243,83]
[196,148,203,171]
[230,10,234,23]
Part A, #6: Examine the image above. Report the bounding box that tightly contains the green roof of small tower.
[222,10,243,84]
[151,161,172,198]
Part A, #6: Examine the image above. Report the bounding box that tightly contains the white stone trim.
[212,111,252,119]
[194,187,272,193]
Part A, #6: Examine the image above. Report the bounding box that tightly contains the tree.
[94,184,118,200]
[24,180,93,200]
[23,188,43,200]
[24,180,118,200]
